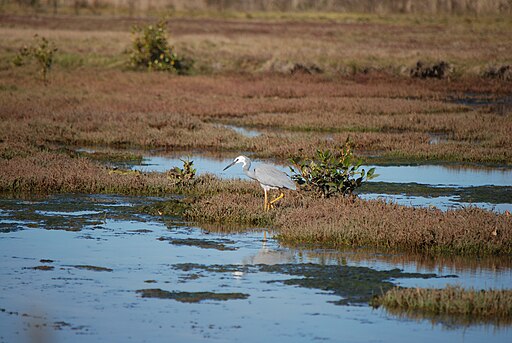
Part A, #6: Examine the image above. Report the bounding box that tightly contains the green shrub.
[290,141,377,198]
[129,19,191,74]
[167,158,196,185]
[13,34,57,83]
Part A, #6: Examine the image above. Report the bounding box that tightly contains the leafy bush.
[290,141,376,198]
[129,19,191,74]
[167,158,196,184]
[13,35,57,83]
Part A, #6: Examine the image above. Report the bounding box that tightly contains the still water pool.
[130,153,512,213]
[0,194,511,343]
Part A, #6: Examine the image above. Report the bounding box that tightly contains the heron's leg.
[269,192,285,208]
[264,189,269,211]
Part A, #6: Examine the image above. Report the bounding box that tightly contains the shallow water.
[450,94,512,116]
[130,153,512,213]
[0,194,511,343]
[132,154,253,177]
[220,124,262,138]
[368,165,512,187]
[360,193,512,213]
[133,153,512,187]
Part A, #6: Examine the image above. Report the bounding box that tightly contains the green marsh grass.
[372,286,512,325]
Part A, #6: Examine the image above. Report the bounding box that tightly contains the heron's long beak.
[223,161,236,171]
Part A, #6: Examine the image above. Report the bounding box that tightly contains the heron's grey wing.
[254,164,296,190]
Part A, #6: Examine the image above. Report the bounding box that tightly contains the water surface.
[0,195,511,343]
[133,153,512,186]
[368,164,512,187]
[130,153,512,213]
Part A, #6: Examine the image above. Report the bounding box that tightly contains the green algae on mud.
[0,194,167,233]
[157,236,238,251]
[25,260,114,272]
[359,182,512,205]
[26,265,55,271]
[136,289,249,303]
[372,285,512,327]
[138,197,191,217]
[172,263,443,305]
[261,263,442,305]
[71,265,113,272]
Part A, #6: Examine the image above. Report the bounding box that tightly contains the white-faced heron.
[223,155,296,211]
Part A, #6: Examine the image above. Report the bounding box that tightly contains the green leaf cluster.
[290,141,377,198]
[129,19,191,74]
[13,35,57,83]
[167,158,197,185]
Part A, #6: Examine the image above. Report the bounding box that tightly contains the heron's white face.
[223,155,249,171]
[233,155,247,166]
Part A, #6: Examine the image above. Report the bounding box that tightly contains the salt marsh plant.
[167,158,196,185]
[290,141,376,198]
[129,19,191,74]
[12,34,57,83]
[371,286,512,325]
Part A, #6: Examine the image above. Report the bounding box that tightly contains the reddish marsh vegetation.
[1,13,511,256]
[274,196,512,256]
[2,13,511,165]
[2,150,510,256]
[1,71,511,164]
[182,187,512,256]
[0,152,171,194]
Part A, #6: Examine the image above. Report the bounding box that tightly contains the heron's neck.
[242,160,251,172]
[242,160,256,179]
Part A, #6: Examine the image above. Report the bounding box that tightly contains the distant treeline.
[4,0,512,15]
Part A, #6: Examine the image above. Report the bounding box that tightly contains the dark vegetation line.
[359,182,512,205]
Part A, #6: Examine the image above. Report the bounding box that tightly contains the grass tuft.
[372,286,512,325]
[184,192,275,227]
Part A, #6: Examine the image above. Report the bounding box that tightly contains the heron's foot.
[269,193,285,208]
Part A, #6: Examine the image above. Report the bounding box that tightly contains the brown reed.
[372,285,512,323]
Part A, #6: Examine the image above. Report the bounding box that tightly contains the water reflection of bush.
[284,245,512,275]
[200,222,512,273]
[380,306,512,330]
